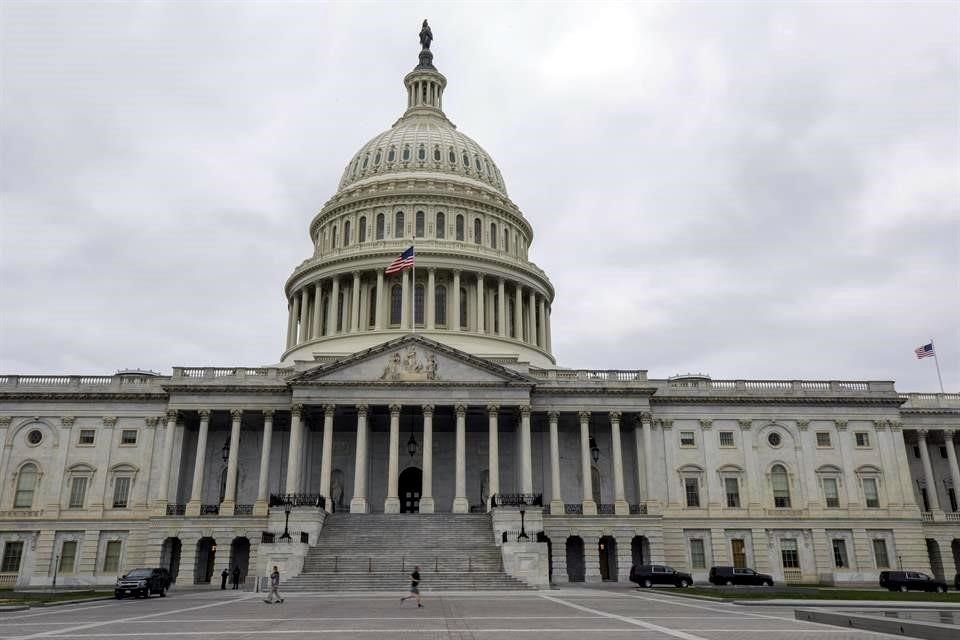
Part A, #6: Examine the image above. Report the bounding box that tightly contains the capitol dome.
[280,24,555,367]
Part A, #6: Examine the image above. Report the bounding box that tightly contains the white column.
[487,404,500,509]
[579,411,597,515]
[286,300,295,349]
[319,404,335,512]
[475,274,485,333]
[452,270,461,330]
[453,403,469,513]
[254,410,273,516]
[156,410,178,506]
[944,429,960,512]
[350,405,369,513]
[374,271,384,330]
[312,282,323,339]
[520,405,533,494]
[632,416,644,505]
[291,293,301,345]
[660,419,676,507]
[545,305,552,352]
[327,277,340,335]
[420,405,435,513]
[186,409,210,515]
[220,409,243,515]
[351,273,361,332]
[285,405,303,494]
[836,420,859,507]
[641,412,656,505]
[528,290,537,346]
[610,411,628,515]
[385,404,401,513]
[497,278,506,336]
[401,271,410,330]
[513,285,523,340]
[548,411,563,512]
[426,268,436,330]
[740,420,761,510]
[700,418,721,509]
[917,429,941,512]
[537,298,546,349]
[298,288,309,341]
[873,421,903,507]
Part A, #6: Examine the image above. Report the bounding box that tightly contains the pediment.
[290,335,531,386]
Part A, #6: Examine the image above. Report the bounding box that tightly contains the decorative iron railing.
[564,503,583,515]
[165,503,186,516]
[200,504,220,516]
[628,503,648,515]
[597,503,615,515]
[260,531,310,544]
[268,493,326,509]
[491,493,543,507]
[234,504,254,515]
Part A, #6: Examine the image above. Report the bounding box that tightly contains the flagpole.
[411,234,416,336]
[931,337,944,393]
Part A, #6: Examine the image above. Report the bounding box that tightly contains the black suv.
[708,566,774,586]
[629,564,693,588]
[879,570,948,593]
[115,567,171,599]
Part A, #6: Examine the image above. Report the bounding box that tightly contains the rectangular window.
[863,478,880,508]
[872,539,890,568]
[689,539,706,569]
[112,477,131,509]
[68,477,87,509]
[59,540,77,574]
[120,430,137,445]
[949,488,958,512]
[832,539,849,568]
[921,487,930,512]
[725,477,741,508]
[855,432,870,447]
[685,477,700,508]
[103,540,122,573]
[680,431,696,447]
[816,432,832,447]
[772,473,791,508]
[719,431,735,447]
[1,542,23,573]
[823,478,840,508]
[780,538,799,569]
[731,539,747,569]
[78,429,95,445]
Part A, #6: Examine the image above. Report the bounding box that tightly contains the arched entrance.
[160,537,182,584]
[631,535,649,568]
[194,537,216,584]
[399,467,422,513]
[926,539,945,580]
[538,532,553,583]
[566,536,585,583]
[229,537,250,586]
[599,535,618,581]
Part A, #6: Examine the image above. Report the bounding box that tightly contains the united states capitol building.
[1,26,958,591]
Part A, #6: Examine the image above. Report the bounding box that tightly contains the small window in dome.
[362,155,368,169]
[475,156,481,171]
[479,157,486,174]
[402,147,411,161]
[418,146,426,161]
[374,150,382,165]
[388,148,396,162]
[449,148,456,164]
[462,152,469,167]
[434,146,441,161]
[436,212,445,238]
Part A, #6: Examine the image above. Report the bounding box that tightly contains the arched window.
[394,211,404,238]
[358,216,367,243]
[771,464,791,508]
[415,211,425,238]
[14,462,39,508]
[390,285,402,325]
[417,145,425,161]
[402,146,410,161]
[462,151,469,167]
[435,284,447,326]
[493,292,499,333]
[448,148,456,164]
[414,284,425,325]
[376,213,385,240]
[331,225,338,249]
[436,212,445,239]
[387,147,396,162]
[503,228,509,252]
[374,150,382,165]
[508,297,515,337]
[368,286,377,328]
[433,146,441,162]
[321,295,329,335]
[343,220,351,247]
[460,287,468,329]
[490,223,497,249]
[473,218,482,244]
[362,154,369,169]
[456,215,464,241]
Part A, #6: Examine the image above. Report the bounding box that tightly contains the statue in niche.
[330,469,344,508]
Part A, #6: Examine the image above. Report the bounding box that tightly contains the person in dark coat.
[231,566,241,590]
[220,567,229,590]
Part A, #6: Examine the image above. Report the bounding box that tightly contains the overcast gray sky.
[1,1,957,391]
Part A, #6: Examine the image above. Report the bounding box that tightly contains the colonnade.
[284,269,552,353]
[913,428,960,514]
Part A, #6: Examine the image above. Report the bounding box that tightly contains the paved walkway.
[0,587,905,639]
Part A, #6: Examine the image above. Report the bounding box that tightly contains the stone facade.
[1,27,958,590]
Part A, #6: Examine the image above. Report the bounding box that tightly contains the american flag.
[914,343,936,359]
[385,246,414,275]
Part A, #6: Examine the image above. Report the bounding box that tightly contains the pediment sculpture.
[379,346,439,382]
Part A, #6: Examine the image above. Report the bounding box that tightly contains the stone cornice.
[0,392,167,401]
[650,395,904,407]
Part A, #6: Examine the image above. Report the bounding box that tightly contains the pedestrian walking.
[220,567,229,590]
[231,566,241,590]
[400,565,422,608]
[263,566,284,604]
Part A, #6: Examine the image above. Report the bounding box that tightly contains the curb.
[0,605,30,612]
[733,599,960,609]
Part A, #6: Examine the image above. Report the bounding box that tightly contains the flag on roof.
[385,246,415,275]
[914,343,936,359]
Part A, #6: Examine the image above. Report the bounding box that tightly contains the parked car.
[708,566,775,586]
[629,564,693,588]
[115,567,171,599]
[878,570,948,593]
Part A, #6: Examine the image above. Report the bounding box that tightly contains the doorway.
[230,537,250,585]
[731,539,747,568]
[399,467,422,513]
[566,536,585,582]
[194,537,216,584]
[599,535,617,581]
[160,537,182,584]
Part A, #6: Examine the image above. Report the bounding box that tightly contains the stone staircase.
[282,513,533,591]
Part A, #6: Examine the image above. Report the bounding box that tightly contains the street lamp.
[221,437,231,463]
[589,435,600,464]
[517,498,529,542]
[407,431,418,457]
[279,501,292,542]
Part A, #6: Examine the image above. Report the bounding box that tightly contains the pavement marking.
[0,604,117,620]
[0,615,605,623]
[540,593,711,640]
[8,594,258,640]
[624,592,817,623]
[0,631,663,638]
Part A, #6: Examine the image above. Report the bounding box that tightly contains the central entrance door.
[398,467,422,513]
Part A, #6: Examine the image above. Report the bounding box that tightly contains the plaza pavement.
[0,586,906,640]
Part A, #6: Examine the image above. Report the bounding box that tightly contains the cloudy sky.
[1,1,957,391]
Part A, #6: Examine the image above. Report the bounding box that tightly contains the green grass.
[674,586,960,602]
[0,589,113,606]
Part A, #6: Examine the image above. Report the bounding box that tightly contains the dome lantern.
[404,20,447,116]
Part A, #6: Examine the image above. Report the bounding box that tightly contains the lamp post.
[589,435,600,465]
[279,500,292,542]
[221,437,230,463]
[517,498,529,542]
[898,554,903,570]
[52,552,60,594]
